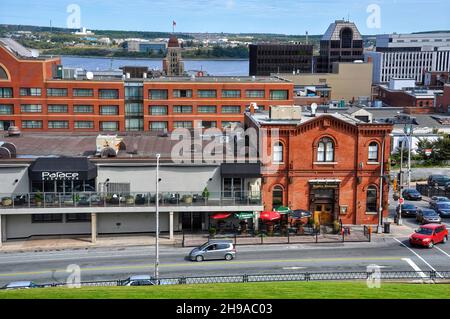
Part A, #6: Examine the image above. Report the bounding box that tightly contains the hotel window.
[317,137,334,162]
[99,89,119,99]
[125,102,143,116]
[222,90,241,98]
[0,104,13,115]
[197,89,217,98]
[221,105,241,114]
[174,121,193,129]
[222,121,241,129]
[149,105,168,115]
[0,87,13,98]
[173,89,192,98]
[198,105,217,113]
[74,121,94,129]
[32,214,63,223]
[245,90,265,98]
[47,88,68,97]
[73,88,94,97]
[366,186,378,213]
[201,121,217,128]
[149,89,168,100]
[270,90,289,100]
[21,104,42,113]
[273,142,283,163]
[48,121,69,129]
[125,118,144,131]
[125,86,143,100]
[20,88,41,96]
[150,121,168,131]
[22,120,42,129]
[368,142,379,162]
[100,105,119,115]
[173,105,192,113]
[66,213,91,223]
[74,105,94,113]
[47,104,68,113]
[100,121,119,131]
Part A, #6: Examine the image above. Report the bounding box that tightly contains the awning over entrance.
[234,212,255,220]
[220,163,261,178]
[211,213,232,220]
[28,157,97,181]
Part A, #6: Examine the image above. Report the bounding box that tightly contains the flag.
[173,20,176,27]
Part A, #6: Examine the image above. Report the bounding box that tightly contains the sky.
[0,0,449,35]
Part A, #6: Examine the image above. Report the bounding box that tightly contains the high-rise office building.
[316,20,364,73]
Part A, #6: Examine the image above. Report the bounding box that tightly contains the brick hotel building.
[0,40,293,132]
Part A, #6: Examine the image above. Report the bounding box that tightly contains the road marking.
[401,258,427,278]
[434,246,450,259]
[282,267,306,270]
[0,256,405,278]
[393,238,443,278]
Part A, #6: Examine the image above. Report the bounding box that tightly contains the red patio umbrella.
[260,211,281,222]
[211,213,232,220]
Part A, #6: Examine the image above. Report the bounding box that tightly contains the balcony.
[0,191,263,214]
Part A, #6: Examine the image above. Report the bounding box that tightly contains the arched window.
[341,28,353,48]
[273,142,283,163]
[272,186,283,208]
[368,142,379,162]
[366,186,378,213]
[317,137,334,162]
[0,66,8,80]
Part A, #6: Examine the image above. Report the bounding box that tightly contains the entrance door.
[314,204,333,224]
[181,212,203,232]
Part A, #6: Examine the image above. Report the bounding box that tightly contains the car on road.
[416,208,442,224]
[2,281,40,289]
[409,224,448,248]
[430,196,450,205]
[432,202,450,218]
[427,175,450,187]
[402,189,422,201]
[396,203,418,217]
[188,240,236,262]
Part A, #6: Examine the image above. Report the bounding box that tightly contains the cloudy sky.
[0,0,449,35]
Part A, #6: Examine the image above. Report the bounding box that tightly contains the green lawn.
[0,282,449,299]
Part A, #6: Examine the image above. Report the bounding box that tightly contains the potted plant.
[182,194,193,204]
[209,226,217,238]
[35,191,43,207]
[1,197,12,206]
[202,187,210,203]
[126,194,135,205]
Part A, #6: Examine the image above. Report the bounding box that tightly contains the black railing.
[7,270,449,289]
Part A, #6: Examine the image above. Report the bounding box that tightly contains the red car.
[409,224,448,248]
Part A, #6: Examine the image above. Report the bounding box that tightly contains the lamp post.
[155,153,161,282]
[404,125,413,189]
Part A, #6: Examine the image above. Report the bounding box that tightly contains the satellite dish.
[311,103,318,115]
[86,71,94,80]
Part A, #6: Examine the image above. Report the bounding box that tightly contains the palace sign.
[41,172,80,181]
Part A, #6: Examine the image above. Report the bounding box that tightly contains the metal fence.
[10,270,448,289]
[182,225,371,247]
[416,184,450,198]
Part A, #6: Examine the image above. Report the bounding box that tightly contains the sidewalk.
[0,234,181,253]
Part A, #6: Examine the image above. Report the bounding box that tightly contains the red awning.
[211,213,232,220]
[260,211,281,222]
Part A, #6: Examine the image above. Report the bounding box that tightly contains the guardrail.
[0,191,262,209]
[6,270,448,289]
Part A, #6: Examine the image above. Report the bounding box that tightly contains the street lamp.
[155,153,161,282]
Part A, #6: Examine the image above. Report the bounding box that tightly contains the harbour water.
[61,56,249,76]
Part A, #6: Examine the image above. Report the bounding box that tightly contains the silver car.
[188,240,236,262]
[2,281,40,289]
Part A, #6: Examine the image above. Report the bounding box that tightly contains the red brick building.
[245,106,393,225]
[0,41,293,132]
[436,84,450,113]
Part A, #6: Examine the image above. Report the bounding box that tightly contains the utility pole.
[407,125,412,189]
[155,153,161,282]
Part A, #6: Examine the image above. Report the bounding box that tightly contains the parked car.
[2,281,40,289]
[416,208,442,224]
[446,181,450,191]
[432,202,450,218]
[430,196,450,207]
[188,240,236,262]
[409,224,448,248]
[402,189,422,201]
[427,175,450,187]
[120,275,174,286]
[396,203,418,217]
